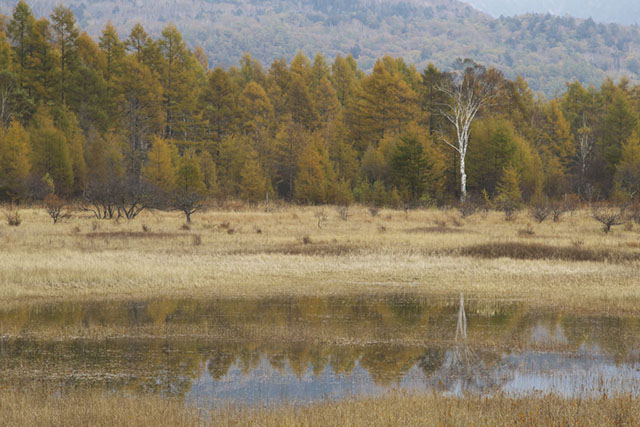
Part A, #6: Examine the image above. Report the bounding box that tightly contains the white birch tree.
[437,61,500,202]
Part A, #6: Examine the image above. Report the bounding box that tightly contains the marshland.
[3,1,640,423]
[1,204,640,425]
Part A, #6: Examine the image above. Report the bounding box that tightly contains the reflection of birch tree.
[421,294,511,394]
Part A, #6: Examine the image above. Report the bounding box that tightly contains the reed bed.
[1,388,638,426]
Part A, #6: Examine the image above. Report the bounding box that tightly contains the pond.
[1,295,639,405]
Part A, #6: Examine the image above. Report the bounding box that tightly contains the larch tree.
[0,119,31,199]
[201,67,239,141]
[142,136,176,196]
[7,0,35,73]
[99,22,125,83]
[173,154,206,223]
[116,55,164,174]
[437,60,501,202]
[239,149,268,203]
[348,58,417,150]
[29,108,74,196]
[50,5,79,104]
[294,135,333,204]
[615,131,640,200]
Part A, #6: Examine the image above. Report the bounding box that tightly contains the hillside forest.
[1,0,640,96]
[0,2,639,219]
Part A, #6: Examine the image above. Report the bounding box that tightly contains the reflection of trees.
[1,295,639,396]
[420,294,512,394]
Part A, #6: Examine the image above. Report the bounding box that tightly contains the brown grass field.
[0,204,638,313]
[1,204,640,425]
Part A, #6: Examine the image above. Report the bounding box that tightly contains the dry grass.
[458,241,640,262]
[1,388,638,427]
[0,205,639,313]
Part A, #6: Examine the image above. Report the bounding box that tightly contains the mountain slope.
[1,0,639,95]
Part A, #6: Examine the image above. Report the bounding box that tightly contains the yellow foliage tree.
[142,137,176,193]
[0,120,31,198]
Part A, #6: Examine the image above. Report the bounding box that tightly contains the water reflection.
[1,294,639,404]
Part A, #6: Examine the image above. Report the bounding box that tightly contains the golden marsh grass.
[1,388,638,427]
[1,205,639,314]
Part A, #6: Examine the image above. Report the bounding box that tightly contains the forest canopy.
[0,2,639,218]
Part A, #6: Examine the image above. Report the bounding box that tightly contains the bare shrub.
[45,194,71,224]
[448,215,463,227]
[592,205,626,233]
[4,207,21,226]
[457,199,477,218]
[551,202,568,223]
[518,223,535,236]
[629,202,640,224]
[529,194,551,223]
[563,194,581,216]
[336,206,350,221]
[571,238,584,248]
[315,209,328,229]
[499,200,519,221]
[368,207,379,217]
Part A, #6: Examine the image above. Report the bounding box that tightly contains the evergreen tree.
[389,136,432,203]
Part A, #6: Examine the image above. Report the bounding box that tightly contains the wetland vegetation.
[1,205,640,424]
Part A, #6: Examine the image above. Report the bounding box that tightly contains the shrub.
[336,206,350,221]
[45,194,71,224]
[315,209,328,229]
[4,207,21,226]
[592,204,626,233]
[457,199,477,218]
[529,193,552,223]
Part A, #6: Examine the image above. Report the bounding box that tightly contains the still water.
[1,295,639,405]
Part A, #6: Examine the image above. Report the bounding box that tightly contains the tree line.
[0,2,639,220]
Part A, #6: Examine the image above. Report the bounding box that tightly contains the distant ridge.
[2,0,639,95]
